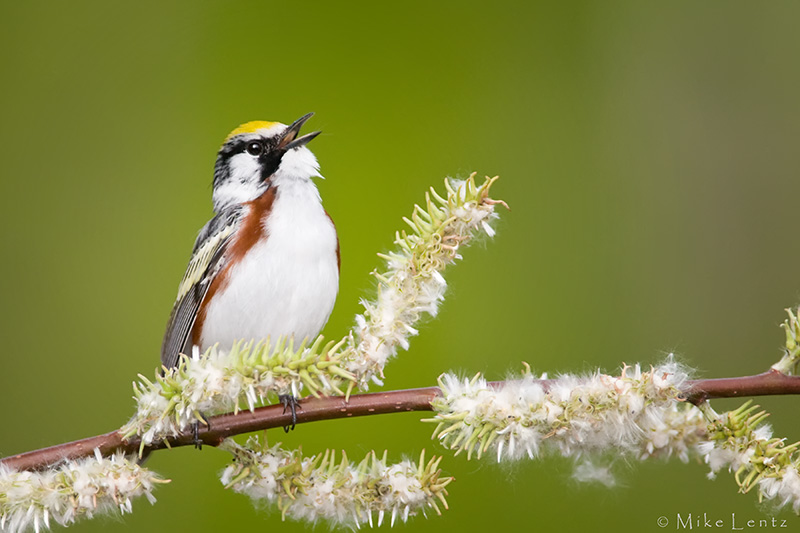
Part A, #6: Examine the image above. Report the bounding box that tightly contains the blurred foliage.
[1,2,799,531]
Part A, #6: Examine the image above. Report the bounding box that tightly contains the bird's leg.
[279,394,301,432]
[192,413,210,449]
[192,422,201,449]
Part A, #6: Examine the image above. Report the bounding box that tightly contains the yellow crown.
[225,121,280,141]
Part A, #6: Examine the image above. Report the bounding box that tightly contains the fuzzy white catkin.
[345,176,499,386]
[0,450,163,533]
[430,359,708,466]
[432,360,800,512]
[219,439,451,529]
[759,469,800,513]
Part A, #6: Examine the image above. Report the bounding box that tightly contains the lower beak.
[279,112,321,150]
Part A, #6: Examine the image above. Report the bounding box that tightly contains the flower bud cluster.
[122,336,354,445]
[773,307,800,375]
[700,401,800,512]
[220,437,452,528]
[344,174,503,387]
[0,450,165,533]
[426,360,707,463]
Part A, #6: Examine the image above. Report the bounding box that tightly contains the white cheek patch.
[213,153,266,208]
[228,152,262,184]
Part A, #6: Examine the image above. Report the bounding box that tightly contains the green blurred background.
[2,2,800,531]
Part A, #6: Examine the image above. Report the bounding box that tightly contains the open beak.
[279,112,321,151]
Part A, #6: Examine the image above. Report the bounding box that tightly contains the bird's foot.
[279,394,301,432]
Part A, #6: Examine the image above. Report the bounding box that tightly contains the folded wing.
[160,208,242,369]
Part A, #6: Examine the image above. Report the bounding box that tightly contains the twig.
[4,371,800,472]
[682,369,800,403]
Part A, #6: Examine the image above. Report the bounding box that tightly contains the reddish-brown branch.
[0,387,442,472]
[4,371,800,472]
[683,369,800,403]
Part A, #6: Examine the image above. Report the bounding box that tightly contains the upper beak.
[278,112,321,151]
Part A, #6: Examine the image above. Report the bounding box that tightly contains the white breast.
[199,179,339,351]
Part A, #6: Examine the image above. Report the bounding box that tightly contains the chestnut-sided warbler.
[160,113,340,375]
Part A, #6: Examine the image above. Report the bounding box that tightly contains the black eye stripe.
[218,137,277,158]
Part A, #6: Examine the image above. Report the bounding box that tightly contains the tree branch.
[682,369,800,403]
[4,371,800,472]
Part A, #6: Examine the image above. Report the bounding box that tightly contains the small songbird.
[161,113,340,372]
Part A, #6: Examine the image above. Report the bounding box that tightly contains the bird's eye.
[246,141,263,156]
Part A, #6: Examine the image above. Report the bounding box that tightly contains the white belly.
[200,183,339,350]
